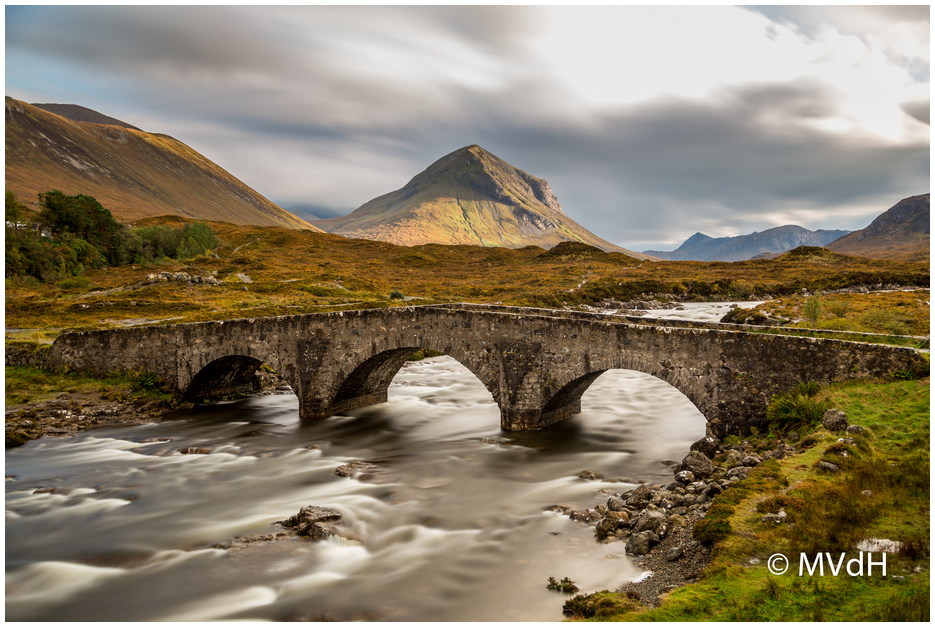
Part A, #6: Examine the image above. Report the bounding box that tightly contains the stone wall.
[5,342,53,370]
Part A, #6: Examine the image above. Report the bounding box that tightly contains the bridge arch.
[322,344,501,418]
[180,338,299,402]
[184,355,295,401]
[538,354,716,429]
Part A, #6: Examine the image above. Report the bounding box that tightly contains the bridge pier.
[500,401,581,431]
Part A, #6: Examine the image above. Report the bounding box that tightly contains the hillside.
[312,145,651,258]
[644,225,850,261]
[4,97,319,231]
[826,194,930,262]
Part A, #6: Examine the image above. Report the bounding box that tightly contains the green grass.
[5,365,173,407]
[567,377,930,622]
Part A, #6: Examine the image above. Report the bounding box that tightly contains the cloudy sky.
[5,4,930,251]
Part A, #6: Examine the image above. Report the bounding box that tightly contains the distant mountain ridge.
[5,97,319,231]
[826,194,929,262]
[312,145,652,258]
[31,103,142,131]
[644,225,850,261]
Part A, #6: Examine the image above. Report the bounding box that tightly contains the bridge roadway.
[48,304,927,435]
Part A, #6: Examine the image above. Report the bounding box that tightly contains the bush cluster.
[765,382,830,433]
[5,190,219,282]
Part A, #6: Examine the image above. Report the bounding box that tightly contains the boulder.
[845,425,865,435]
[666,547,684,562]
[724,449,744,467]
[570,509,602,523]
[818,461,840,473]
[703,483,724,499]
[281,506,343,539]
[633,510,667,534]
[579,470,603,480]
[769,443,796,460]
[595,517,623,539]
[690,435,720,459]
[607,497,628,512]
[686,481,708,494]
[726,466,752,480]
[675,470,695,484]
[625,531,651,556]
[334,461,378,479]
[741,454,762,467]
[679,451,717,479]
[761,511,787,524]
[822,409,848,431]
[625,484,654,508]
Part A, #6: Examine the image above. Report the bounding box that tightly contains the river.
[5,302,753,621]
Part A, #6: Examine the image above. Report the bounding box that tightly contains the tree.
[803,294,823,327]
[5,191,23,223]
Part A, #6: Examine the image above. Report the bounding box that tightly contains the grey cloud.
[463,82,928,248]
[7,6,297,79]
[901,99,931,125]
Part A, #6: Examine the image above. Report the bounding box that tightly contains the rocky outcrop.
[561,431,812,606]
[146,271,221,286]
[822,409,848,431]
[280,505,343,540]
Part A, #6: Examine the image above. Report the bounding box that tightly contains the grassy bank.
[5,365,173,408]
[565,377,930,621]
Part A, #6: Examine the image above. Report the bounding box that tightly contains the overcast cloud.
[5,5,929,251]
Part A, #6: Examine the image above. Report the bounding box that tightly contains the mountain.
[825,194,930,262]
[31,103,143,131]
[5,98,319,231]
[644,225,850,262]
[311,145,651,258]
[282,204,348,223]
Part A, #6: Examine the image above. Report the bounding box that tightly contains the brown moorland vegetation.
[4,217,929,340]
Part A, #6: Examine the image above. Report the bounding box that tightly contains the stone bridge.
[47,304,927,435]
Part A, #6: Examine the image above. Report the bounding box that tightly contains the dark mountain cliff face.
[312,144,650,257]
[826,194,929,262]
[856,194,930,240]
[645,225,849,262]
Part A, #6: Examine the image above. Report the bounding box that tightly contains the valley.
[5,98,930,623]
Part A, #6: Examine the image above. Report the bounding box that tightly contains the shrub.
[803,294,823,326]
[693,517,732,546]
[56,276,91,290]
[826,299,850,318]
[562,590,642,619]
[389,289,405,300]
[766,384,829,433]
[860,309,910,335]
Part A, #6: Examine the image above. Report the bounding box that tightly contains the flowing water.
[5,303,753,621]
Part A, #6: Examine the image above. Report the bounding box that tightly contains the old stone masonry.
[46,304,926,434]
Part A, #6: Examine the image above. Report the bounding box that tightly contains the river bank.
[559,376,930,621]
